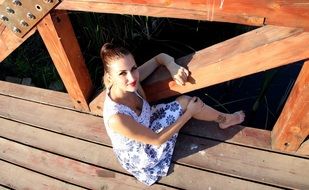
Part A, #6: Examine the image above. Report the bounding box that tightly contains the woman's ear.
[103,72,114,89]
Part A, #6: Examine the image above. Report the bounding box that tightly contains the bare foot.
[218,111,245,129]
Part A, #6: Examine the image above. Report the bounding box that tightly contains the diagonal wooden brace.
[37,10,92,111]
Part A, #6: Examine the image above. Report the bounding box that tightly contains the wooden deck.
[0,81,308,189]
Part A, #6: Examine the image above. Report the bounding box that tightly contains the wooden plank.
[0,80,73,109]
[297,140,309,156]
[0,138,169,190]
[142,27,309,102]
[0,89,271,150]
[272,61,309,152]
[37,11,93,111]
[56,0,264,26]
[0,22,36,62]
[0,160,84,190]
[89,25,305,109]
[182,119,271,149]
[89,90,105,115]
[56,0,309,30]
[1,79,269,150]
[1,99,308,188]
[0,118,280,189]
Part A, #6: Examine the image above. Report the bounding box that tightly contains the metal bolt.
[27,12,36,19]
[12,0,22,6]
[0,15,9,22]
[20,20,29,27]
[13,27,21,33]
[6,7,15,14]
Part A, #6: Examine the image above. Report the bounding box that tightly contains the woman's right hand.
[186,97,204,116]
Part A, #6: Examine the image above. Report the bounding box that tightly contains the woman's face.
[109,54,139,92]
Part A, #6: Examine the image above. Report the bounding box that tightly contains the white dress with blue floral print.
[103,91,183,185]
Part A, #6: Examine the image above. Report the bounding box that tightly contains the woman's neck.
[110,86,135,101]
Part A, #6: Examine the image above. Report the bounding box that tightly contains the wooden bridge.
[1,0,309,189]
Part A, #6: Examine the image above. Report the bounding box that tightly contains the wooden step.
[1,94,308,189]
[0,137,170,190]
[0,117,277,190]
[0,80,272,150]
[0,160,85,190]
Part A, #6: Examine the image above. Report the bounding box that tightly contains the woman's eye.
[119,72,126,76]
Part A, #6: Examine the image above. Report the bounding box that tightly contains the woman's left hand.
[166,62,190,86]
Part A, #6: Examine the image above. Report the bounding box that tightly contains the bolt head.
[12,0,22,6]
[27,12,36,19]
[0,15,9,22]
[13,26,21,33]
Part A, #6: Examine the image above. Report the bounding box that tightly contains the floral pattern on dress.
[103,91,183,186]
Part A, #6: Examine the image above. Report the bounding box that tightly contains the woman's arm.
[138,53,189,85]
[138,53,174,82]
[108,111,192,146]
[108,97,201,146]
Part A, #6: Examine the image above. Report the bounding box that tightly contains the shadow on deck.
[0,81,308,189]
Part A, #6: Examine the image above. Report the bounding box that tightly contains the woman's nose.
[127,71,135,82]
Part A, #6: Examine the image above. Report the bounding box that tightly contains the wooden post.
[271,60,309,152]
[37,10,92,111]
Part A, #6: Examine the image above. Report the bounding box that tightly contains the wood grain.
[143,27,309,102]
[56,0,309,30]
[272,61,309,152]
[1,95,308,188]
[0,118,281,189]
[0,87,271,150]
[0,160,84,190]
[37,11,93,111]
[0,81,73,109]
[0,137,169,190]
[90,26,304,113]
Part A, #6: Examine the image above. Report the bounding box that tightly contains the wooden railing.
[0,0,308,153]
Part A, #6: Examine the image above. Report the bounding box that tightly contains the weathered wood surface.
[143,26,309,102]
[272,61,309,152]
[297,140,309,156]
[37,11,93,111]
[0,81,271,149]
[0,23,36,62]
[0,90,308,189]
[0,138,170,190]
[0,122,276,190]
[0,80,73,109]
[89,25,307,108]
[0,160,84,190]
[56,0,309,30]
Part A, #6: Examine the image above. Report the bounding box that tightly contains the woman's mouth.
[128,81,137,87]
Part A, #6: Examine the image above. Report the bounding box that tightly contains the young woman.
[101,43,245,185]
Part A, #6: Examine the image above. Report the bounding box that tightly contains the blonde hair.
[100,43,146,99]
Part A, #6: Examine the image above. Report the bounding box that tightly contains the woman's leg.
[176,95,245,129]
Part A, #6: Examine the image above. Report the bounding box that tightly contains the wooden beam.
[89,26,308,112]
[0,22,36,62]
[271,60,309,152]
[142,26,309,102]
[37,10,93,111]
[56,0,309,30]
